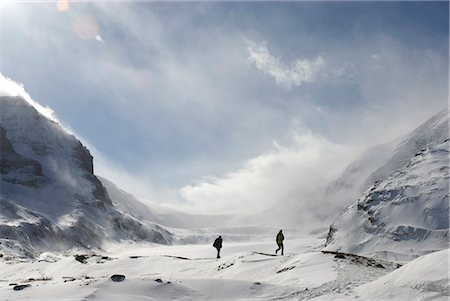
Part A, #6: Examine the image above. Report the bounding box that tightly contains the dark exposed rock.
[63,277,76,283]
[73,141,94,174]
[75,254,87,264]
[13,284,31,291]
[276,266,296,273]
[73,138,112,206]
[82,173,112,205]
[325,226,336,246]
[163,255,190,260]
[110,274,126,282]
[155,278,163,283]
[0,125,43,187]
[0,124,15,154]
[322,251,394,269]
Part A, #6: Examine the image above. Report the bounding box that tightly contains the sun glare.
[57,0,69,12]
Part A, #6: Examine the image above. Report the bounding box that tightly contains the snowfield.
[1,237,448,300]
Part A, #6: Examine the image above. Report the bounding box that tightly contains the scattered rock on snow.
[277,266,296,273]
[164,255,190,260]
[322,251,393,269]
[110,274,126,282]
[218,262,234,271]
[63,277,76,283]
[13,284,31,291]
[75,255,87,264]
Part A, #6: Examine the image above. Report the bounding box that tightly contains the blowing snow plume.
[0,73,57,122]
[180,129,353,228]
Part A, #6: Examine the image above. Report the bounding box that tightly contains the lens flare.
[56,0,69,12]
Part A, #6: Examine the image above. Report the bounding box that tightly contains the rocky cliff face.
[0,125,43,187]
[0,95,171,257]
[324,110,449,262]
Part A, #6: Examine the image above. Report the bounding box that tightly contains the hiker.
[275,230,284,255]
[213,235,223,259]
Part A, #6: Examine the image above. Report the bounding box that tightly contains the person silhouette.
[275,230,284,255]
[213,236,223,258]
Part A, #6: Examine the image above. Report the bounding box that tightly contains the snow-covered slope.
[366,109,449,187]
[322,109,448,221]
[324,110,449,261]
[354,248,449,300]
[0,95,171,257]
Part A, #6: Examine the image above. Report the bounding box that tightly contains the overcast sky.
[1,1,448,215]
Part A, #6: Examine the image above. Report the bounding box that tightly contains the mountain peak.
[0,93,171,257]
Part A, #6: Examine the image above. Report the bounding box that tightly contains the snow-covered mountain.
[0,95,172,257]
[366,109,449,187]
[324,109,449,261]
[322,109,448,216]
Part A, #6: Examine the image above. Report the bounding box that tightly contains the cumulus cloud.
[0,73,58,122]
[246,40,326,88]
[179,128,353,216]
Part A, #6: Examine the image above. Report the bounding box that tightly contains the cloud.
[2,2,447,230]
[246,40,326,89]
[179,127,353,217]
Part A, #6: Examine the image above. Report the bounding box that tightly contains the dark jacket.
[213,237,223,249]
[276,232,284,246]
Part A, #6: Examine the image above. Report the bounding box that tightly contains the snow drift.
[354,248,449,300]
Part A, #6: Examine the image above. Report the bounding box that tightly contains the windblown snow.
[0,76,448,300]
